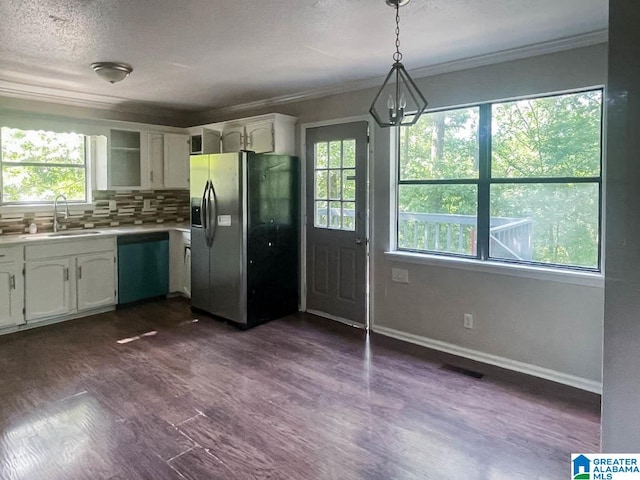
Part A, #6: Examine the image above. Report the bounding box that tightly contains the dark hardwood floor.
[0,298,600,479]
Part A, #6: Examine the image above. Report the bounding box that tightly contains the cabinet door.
[169,230,184,293]
[221,126,245,153]
[245,121,274,153]
[77,253,116,312]
[25,258,72,322]
[164,133,190,188]
[0,262,24,328]
[110,130,143,189]
[147,133,165,189]
[182,240,191,298]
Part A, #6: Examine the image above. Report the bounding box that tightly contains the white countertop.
[0,223,190,247]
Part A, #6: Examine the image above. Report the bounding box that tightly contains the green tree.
[1,127,86,203]
[398,90,602,268]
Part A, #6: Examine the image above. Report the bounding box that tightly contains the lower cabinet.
[25,239,116,323]
[182,242,191,298]
[169,230,191,298]
[0,261,24,328]
[25,258,72,321]
[77,253,117,311]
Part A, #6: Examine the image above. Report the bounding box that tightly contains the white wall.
[206,44,608,388]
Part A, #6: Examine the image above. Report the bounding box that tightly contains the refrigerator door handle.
[201,180,209,233]
[208,180,218,243]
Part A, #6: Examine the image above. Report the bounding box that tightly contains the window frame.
[394,87,604,273]
[0,127,91,206]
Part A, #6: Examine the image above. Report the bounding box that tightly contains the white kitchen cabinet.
[108,129,144,189]
[77,253,116,311]
[221,125,246,153]
[163,133,190,188]
[25,238,116,323]
[0,262,24,328]
[221,120,274,153]
[25,258,73,322]
[245,120,274,153]
[169,230,190,298]
[190,127,221,155]
[145,132,189,189]
[210,113,296,155]
[182,241,191,298]
[147,132,165,189]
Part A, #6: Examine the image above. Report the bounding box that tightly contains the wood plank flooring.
[0,298,600,479]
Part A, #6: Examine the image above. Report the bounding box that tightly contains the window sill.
[383,250,604,288]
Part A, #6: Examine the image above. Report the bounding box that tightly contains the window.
[314,139,357,231]
[0,127,88,205]
[397,89,603,271]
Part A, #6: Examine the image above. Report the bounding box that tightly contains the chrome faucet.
[53,194,70,233]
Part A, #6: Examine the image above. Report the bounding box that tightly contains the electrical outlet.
[463,313,474,329]
[391,268,409,284]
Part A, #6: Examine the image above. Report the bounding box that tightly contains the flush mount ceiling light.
[370,0,428,128]
[91,62,133,84]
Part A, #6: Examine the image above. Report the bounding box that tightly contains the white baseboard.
[373,325,602,394]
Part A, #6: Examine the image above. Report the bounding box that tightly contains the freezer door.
[190,225,211,312]
[190,155,210,228]
[208,152,247,324]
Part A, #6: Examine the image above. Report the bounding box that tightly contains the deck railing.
[397,212,533,260]
[319,208,533,260]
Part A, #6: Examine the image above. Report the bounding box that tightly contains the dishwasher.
[117,232,169,305]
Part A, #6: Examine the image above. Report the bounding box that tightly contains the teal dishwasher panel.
[117,233,169,305]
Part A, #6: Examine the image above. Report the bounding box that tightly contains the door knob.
[355,238,363,245]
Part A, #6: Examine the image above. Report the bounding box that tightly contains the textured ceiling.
[0,0,607,114]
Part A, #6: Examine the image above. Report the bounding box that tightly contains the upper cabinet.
[109,129,142,189]
[190,127,221,155]
[191,113,297,156]
[95,130,190,190]
[163,133,190,188]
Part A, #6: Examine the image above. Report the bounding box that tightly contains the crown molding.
[196,29,608,120]
[0,29,607,125]
[0,79,193,125]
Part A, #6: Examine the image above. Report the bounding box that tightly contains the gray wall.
[602,1,640,451]
[216,44,608,387]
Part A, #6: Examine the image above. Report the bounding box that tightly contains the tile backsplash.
[0,190,190,236]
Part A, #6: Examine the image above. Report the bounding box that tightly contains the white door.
[305,122,369,326]
[245,121,274,153]
[26,258,72,321]
[77,253,116,311]
[164,133,190,188]
[0,262,24,328]
[221,126,245,152]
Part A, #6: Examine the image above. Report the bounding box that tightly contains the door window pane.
[313,139,357,231]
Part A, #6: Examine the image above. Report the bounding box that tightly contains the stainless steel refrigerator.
[190,152,299,328]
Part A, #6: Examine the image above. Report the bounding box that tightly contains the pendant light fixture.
[369,0,428,128]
